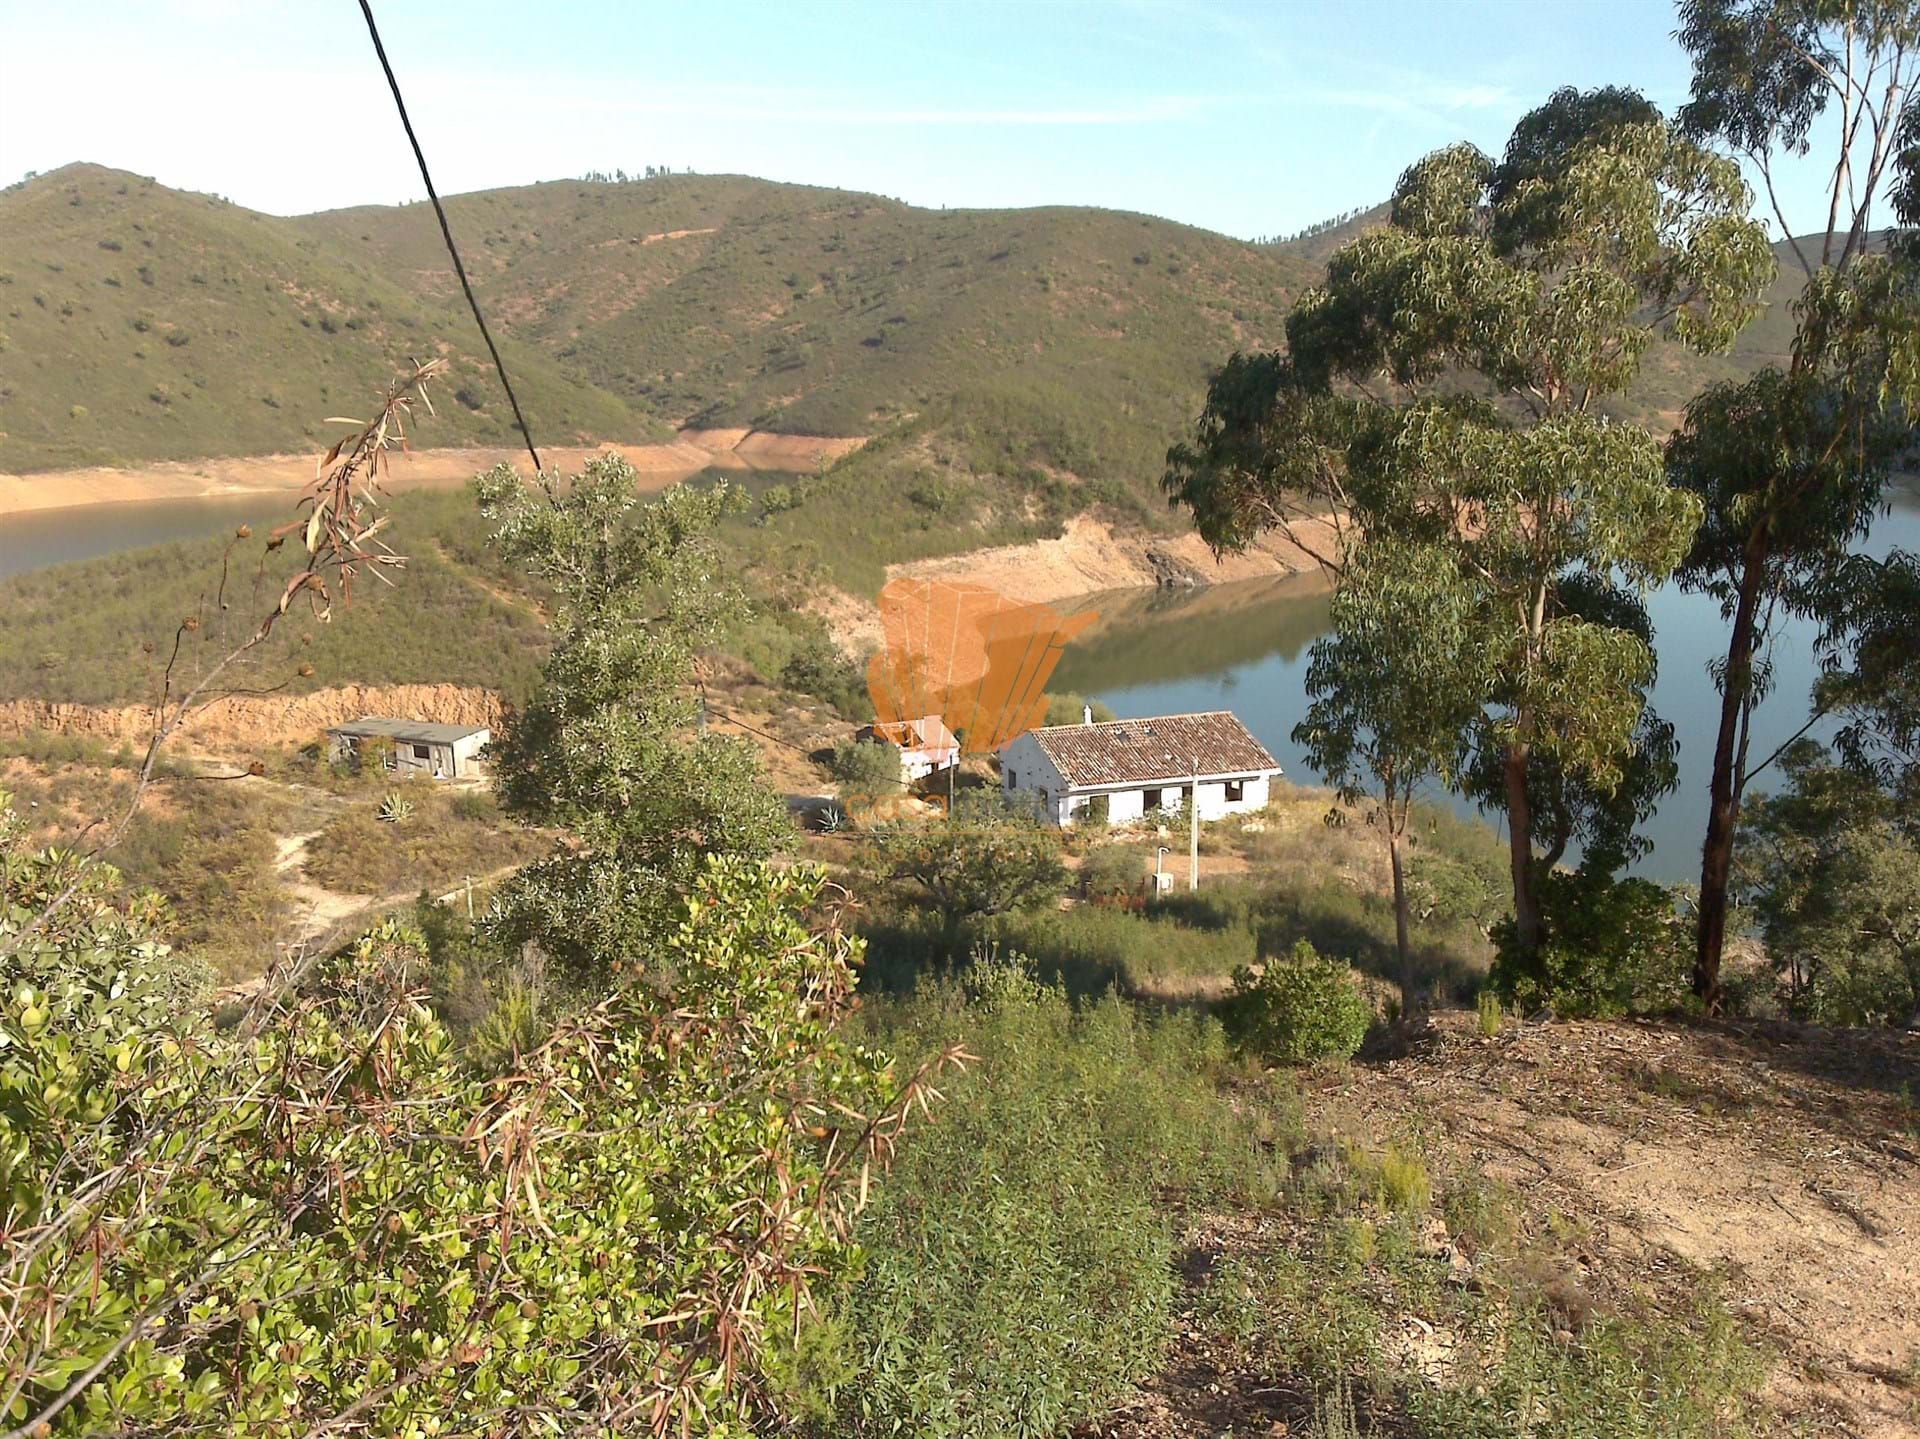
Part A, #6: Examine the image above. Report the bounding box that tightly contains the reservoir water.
[1055,490,1920,883]
[0,494,294,583]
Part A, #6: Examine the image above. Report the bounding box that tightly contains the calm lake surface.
[0,494,294,583]
[1055,490,1920,883]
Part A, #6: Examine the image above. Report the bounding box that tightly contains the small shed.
[998,710,1281,827]
[861,715,961,784]
[325,717,491,780]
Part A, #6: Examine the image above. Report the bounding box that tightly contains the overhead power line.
[356,0,544,474]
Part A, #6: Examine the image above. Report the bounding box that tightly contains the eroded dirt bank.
[0,428,867,517]
[884,513,1337,606]
[0,683,503,751]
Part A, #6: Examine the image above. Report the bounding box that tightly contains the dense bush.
[1489,871,1691,1019]
[1222,940,1373,1064]
[1078,841,1146,901]
[886,791,1067,944]
[782,632,873,719]
[828,736,904,796]
[805,960,1282,1436]
[1736,742,1920,1026]
[2,841,904,1437]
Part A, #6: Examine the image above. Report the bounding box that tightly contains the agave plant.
[376,790,415,824]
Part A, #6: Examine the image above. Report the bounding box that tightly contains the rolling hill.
[1,165,1320,484]
[0,162,1827,516]
[0,165,661,472]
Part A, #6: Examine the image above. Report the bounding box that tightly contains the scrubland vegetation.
[302,785,548,897]
[9,7,1920,1436]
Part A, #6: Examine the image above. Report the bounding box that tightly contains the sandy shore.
[0,430,867,518]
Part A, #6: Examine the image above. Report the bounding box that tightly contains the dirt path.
[272,828,366,945]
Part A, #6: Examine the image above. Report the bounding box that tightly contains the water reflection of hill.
[1052,575,1331,696]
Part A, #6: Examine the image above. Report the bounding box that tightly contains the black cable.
[356,0,544,475]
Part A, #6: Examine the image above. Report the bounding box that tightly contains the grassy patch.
[1201,1132,1774,1439]
[303,785,549,897]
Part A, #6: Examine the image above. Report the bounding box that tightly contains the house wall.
[1059,773,1275,828]
[329,730,491,780]
[999,734,1068,821]
[449,730,491,778]
[1002,729,1279,829]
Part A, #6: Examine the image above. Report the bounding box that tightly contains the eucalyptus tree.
[1292,540,1489,1014]
[1460,574,1681,880]
[1819,549,1920,808]
[1168,89,1771,957]
[475,456,787,980]
[1669,0,1920,1008]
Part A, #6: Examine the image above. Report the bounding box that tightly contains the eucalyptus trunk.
[1503,742,1541,957]
[1388,827,1414,1021]
[1695,547,1766,1012]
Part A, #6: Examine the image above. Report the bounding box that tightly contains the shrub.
[813,969,1280,1436]
[3,852,903,1436]
[1222,940,1373,1064]
[1489,871,1691,1019]
[828,736,902,796]
[1477,989,1504,1036]
[1079,841,1145,902]
[783,633,872,719]
[1043,691,1116,726]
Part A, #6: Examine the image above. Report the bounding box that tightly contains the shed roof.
[325,717,490,745]
[867,716,959,752]
[1018,711,1280,788]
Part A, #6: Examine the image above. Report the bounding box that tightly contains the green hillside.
[0,162,1828,512]
[0,165,660,472]
[297,173,1320,474]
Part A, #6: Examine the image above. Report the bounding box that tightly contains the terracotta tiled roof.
[1020,711,1280,787]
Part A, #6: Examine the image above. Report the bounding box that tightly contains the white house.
[999,709,1282,827]
[860,715,961,784]
[325,717,491,780]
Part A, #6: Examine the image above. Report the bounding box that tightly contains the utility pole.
[1188,763,1200,891]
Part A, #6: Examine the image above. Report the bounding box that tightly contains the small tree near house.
[888,790,1067,947]
[1292,539,1488,1018]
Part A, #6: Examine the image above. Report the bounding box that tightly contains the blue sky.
[0,0,1850,239]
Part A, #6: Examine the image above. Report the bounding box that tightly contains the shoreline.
[0,430,867,518]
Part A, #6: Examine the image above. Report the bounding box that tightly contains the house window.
[412,743,431,760]
[1225,779,1246,803]
[1006,769,1017,788]
[1143,787,1163,810]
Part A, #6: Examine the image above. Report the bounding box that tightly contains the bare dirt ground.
[884,513,1339,606]
[0,428,867,516]
[1098,1013,1920,1439]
